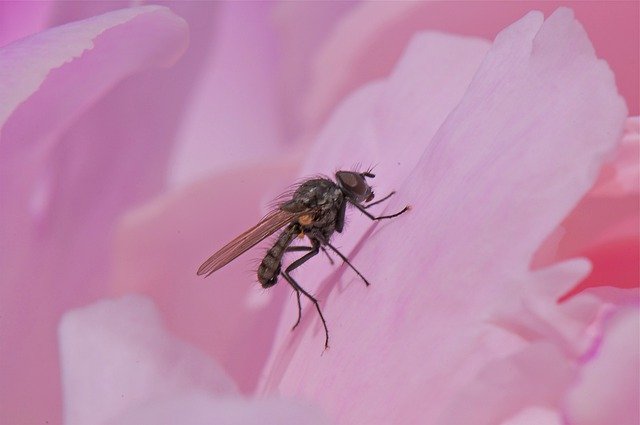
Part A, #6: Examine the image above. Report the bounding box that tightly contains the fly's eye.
[336,171,371,198]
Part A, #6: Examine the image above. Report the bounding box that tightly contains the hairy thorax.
[281,178,344,241]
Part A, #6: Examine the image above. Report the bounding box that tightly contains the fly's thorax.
[293,179,337,206]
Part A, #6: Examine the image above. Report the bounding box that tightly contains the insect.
[197,169,409,348]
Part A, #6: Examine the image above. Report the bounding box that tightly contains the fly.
[197,170,409,348]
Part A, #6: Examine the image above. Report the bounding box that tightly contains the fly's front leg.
[349,198,410,220]
[364,191,395,209]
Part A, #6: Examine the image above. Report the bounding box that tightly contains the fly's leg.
[281,271,329,349]
[323,241,371,286]
[280,242,331,348]
[283,244,319,331]
[349,198,410,220]
[320,246,334,265]
[291,287,302,329]
[286,245,334,265]
[364,191,395,209]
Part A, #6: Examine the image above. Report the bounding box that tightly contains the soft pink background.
[1,2,638,424]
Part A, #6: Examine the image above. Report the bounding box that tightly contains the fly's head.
[335,170,375,203]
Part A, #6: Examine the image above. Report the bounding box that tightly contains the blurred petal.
[302,1,423,132]
[500,407,562,425]
[0,1,52,47]
[273,1,355,137]
[262,8,627,424]
[59,296,237,425]
[490,260,599,358]
[0,7,188,422]
[108,392,329,425]
[302,1,638,132]
[441,343,575,425]
[535,116,639,298]
[586,286,639,307]
[591,117,639,197]
[168,2,286,188]
[112,157,300,393]
[564,309,640,425]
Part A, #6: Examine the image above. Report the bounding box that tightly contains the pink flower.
[1,2,637,424]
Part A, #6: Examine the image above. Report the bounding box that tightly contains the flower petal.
[59,295,237,425]
[0,1,51,47]
[591,117,639,197]
[262,8,626,424]
[564,308,640,425]
[500,407,562,425]
[272,1,355,136]
[535,117,639,298]
[167,2,287,188]
[107,392,329,425]
[301,1,638,133]
[441,343,575,425]
[0,7,188,423]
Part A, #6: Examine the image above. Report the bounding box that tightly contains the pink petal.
[260,29,490,380]
[299,30,491,205]
[0,7,188,423]
[261,8,626,424]
[591,117,639,197]
[111,158,300,393]
[302,2,424,132]
[168,2,287,188]
[489,260,600,358]
[42,2,299,189]
[441,343,575,425]
[301,1,638,133]
[272,1,355,137]
[0,1,51,47]
[59,296,237,425]
[564,308,640,425]
[586,286,639,307]
[500,407,562,425]
[108,393,329,425]
[535,116,639,298]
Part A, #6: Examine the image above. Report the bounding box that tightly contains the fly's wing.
[197,209,300,277]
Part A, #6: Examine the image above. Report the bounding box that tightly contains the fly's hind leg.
[281,241,330,348]
[291,286,302,329]
[281,271,329,349]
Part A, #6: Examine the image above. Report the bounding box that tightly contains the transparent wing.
[197,209,301,277]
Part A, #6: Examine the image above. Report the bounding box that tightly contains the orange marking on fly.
[298,214,314,226]
[297,232,305,239]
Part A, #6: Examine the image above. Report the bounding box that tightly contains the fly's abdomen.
[258,224,298,288]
